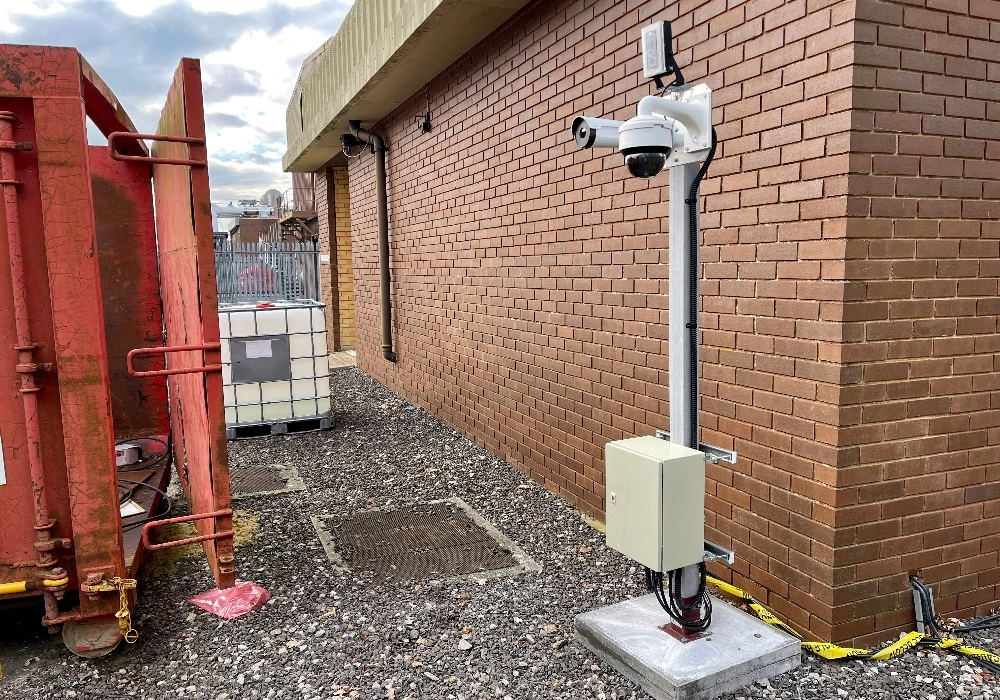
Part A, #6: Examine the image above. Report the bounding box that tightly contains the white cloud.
[109,0,323,16]
[1,0,350,204]
[197,22,337,201]
[0,0,73,33]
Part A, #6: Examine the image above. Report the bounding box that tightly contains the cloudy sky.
[1,0,351,204]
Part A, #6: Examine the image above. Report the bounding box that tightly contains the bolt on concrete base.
[575,594,801,700]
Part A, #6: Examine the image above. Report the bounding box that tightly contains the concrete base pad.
[576,594,801,700]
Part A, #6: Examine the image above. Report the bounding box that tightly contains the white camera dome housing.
[618,115,674,179]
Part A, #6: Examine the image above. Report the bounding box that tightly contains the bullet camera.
[572,116,624,149]
[340,132,363,149]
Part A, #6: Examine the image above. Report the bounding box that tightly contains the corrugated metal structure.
[0,45,233,656]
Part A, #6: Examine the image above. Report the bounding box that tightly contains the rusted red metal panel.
[0,45,124,631]
[31,54,125,621]
[89,146,169,440]
[0,95,73,596]
[152,58,235,588]
[81,56,147,158]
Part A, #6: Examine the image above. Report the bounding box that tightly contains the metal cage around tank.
[214,239,321,306]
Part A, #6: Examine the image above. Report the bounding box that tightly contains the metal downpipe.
[0,112,58,575]
[353,126,396,362]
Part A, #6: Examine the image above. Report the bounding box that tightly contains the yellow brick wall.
[333,167,355,349]
[315,166,355,352]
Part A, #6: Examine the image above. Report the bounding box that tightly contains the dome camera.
[618,115,674,179]
[623,151,669,179]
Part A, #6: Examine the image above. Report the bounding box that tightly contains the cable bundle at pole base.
[706,575,1000,675]
[645,564,713,633]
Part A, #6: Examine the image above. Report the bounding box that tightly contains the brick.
[323,0,1000,648]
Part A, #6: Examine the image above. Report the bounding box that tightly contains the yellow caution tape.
[707,575,1000,671]
[933,638,1000,668]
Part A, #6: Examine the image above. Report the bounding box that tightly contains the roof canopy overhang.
[282,0,531,173]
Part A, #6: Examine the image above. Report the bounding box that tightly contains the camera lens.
[624,151,668,179]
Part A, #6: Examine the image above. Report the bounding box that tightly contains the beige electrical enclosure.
[605,436,705,572]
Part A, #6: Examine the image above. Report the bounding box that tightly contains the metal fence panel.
[214,240,321,306]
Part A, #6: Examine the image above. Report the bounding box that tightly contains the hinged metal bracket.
[704,540,735,565]
[655,430,737,464]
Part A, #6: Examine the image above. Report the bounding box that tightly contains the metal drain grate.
[229,463,305,500]
[312,497,540,583]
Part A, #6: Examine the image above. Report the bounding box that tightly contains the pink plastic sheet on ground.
[188,581,270,620]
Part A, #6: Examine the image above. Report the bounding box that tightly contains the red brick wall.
[839,0,1000,645]
[340,0,999,644]
[231,216,277,243]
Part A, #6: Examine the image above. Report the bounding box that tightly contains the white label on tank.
[0,428,6,485]
[245,339,273,359]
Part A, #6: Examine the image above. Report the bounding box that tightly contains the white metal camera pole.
[668,161,700,451]
[670,161,702,603]
[573,21,736,631]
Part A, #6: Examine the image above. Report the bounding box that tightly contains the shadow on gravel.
[0,599,63,683]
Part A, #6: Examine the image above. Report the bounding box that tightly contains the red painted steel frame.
[127,343,222,378]
[152,58,235,588]
[1,47,236,649]
[0,113,58,578]
[0,95,72,603]
[0,46,124,629]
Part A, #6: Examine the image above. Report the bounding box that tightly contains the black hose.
[911,574,1000,635]
[117,478,173,532]
[683,128,718,449]
[909,575,1000,676]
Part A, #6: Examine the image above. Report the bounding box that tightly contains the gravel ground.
[2,367,999,700]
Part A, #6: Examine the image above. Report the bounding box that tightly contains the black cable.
[646,563,712,632]
[909,575,1000,676]
[911,574,1000,634]
[670,563,712,631]
[117,478,173,532]
[682,128,717,450]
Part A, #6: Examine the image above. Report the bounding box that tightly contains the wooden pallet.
[226,414,332,440]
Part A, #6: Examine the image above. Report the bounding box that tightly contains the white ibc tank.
[219,301,331,426]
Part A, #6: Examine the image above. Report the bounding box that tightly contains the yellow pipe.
[0,581,27,595]
[0,577,69,596]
